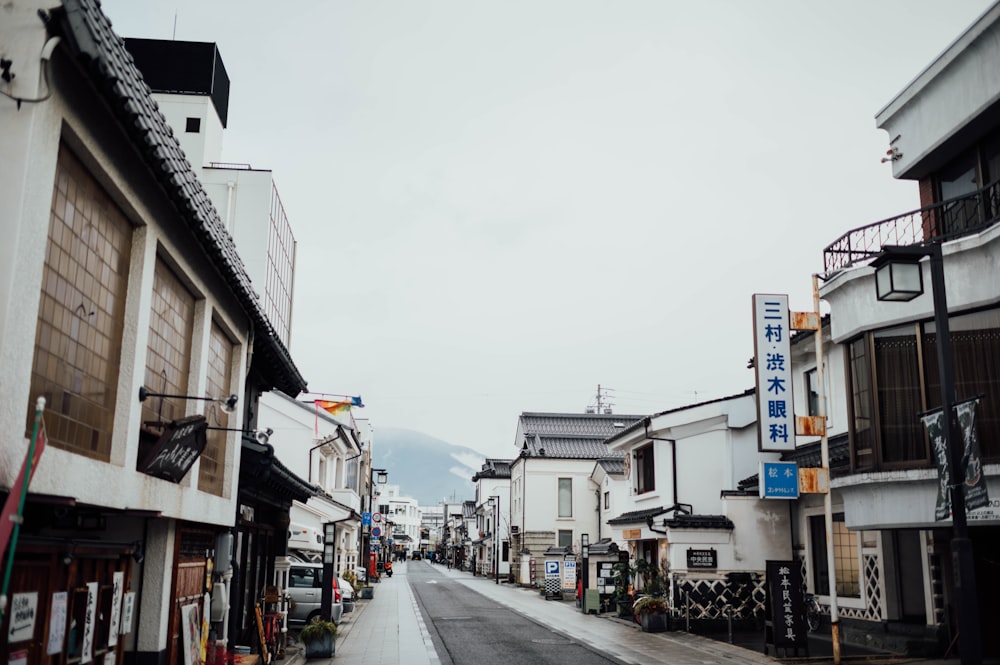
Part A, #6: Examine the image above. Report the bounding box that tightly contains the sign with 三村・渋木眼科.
[752,294,794,452]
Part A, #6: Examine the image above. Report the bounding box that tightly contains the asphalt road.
[408,563,628,665]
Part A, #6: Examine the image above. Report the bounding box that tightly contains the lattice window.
[199,322,234,496]
[29,144,132,461]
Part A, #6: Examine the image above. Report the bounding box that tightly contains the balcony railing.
[823,180,1000,273]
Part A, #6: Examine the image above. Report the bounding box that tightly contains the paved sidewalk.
[284,561,437,664]
[283,561,998,665]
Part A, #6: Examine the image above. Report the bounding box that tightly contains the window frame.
[557,477,572,518]
[635,443,655,494]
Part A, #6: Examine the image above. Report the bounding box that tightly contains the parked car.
[287,560,344,626]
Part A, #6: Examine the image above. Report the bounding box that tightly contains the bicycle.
[804,593,821,632]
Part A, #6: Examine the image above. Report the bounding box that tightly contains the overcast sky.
[102,0,993,459]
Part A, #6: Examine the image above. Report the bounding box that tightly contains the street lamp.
[489,496,500,585]
[871,243,982,665]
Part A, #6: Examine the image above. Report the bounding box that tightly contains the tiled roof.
[521,435,626,460]
[596,458,625,475]
[46,0,306,396]
[520,412,644,438]
[472,458,513,481]
[664,514,734,530]
[607,506,667,525]
[736,433,850,491]
[462,500,476,519]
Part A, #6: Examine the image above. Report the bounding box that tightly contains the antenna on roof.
[586,384,615,414]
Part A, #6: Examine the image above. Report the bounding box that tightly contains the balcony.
[823,180,1000,273]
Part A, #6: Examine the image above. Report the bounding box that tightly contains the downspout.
[308,429,343,485]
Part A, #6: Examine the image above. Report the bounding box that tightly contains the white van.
[288,522,323,554]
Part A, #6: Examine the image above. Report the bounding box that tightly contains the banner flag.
[955,398,989,511]
[921,408,951,521]
[922,397,990,521]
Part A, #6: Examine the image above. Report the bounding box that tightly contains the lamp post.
[871,243,981,665]
[489,496,500,585]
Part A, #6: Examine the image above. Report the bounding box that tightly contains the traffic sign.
[372,526,381,538]
[373,512,382,523]
[362,511,371,526]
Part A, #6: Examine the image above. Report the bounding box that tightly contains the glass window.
[139,258,196,465]
[558,478,572,517]
[809,513,860,598]
[873,325,926,464]
[558,530,572,548]
[806,369,820,417]
[938,150,979,234]
[603,491,610,510]
[849,338,875,470]
[199,322,234,495]
[29,145,132,461]
[635,444,655,494]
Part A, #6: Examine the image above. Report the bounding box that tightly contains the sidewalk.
[282,561,997,665]
[283,563,436,665]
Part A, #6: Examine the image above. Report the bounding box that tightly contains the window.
[809,514,860,597]
[139,258,196,466]
[185,117,201,133]
[848,308,1000,470]
[806,369,820,417]
[635,444,655,494]
[198,322,234,495]
[558,530,572,548]
[603,491,610,510]
[29,145,132,461]
[558,478,572,517]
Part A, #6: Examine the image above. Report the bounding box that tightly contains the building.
[124,38,298,349]
[0,1,307,663]
[471,459,512,579]
[817,2,1000,655]
[260,392,364,575]
[508,411,643,586]
[603,390,788,621]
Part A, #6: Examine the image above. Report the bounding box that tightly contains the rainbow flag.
[314,396,363,416]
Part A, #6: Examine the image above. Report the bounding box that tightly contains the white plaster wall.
[151,92,225,169]
[821,225,1000,343]
[877,4,1000,178]
[0,18,255,527]
[519,458,600,547]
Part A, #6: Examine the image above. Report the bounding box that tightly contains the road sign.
[760,461,799,499]
[373,512,382,523]
[362,511,371,526]
[372,526,381,538]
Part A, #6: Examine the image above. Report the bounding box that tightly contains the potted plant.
[342,570,358,613]
[299,619,337,659]
[633,595,670,633]
[611,561,635,619]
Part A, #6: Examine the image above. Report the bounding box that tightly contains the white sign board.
[753,294,795,452]
[562,560,577,590]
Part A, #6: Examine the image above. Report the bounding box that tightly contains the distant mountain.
[372,428,483,505]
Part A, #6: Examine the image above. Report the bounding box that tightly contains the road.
[407,562,628,665]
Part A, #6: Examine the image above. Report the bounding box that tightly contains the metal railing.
[823,180,1000,274]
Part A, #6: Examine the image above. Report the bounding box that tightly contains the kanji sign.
[760,461,800,499]
[753,294,795,452]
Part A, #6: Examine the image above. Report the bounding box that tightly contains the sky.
[101,0,995,459]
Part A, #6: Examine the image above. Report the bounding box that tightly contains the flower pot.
[640,612,668,633]
[359,586,374,599]
[343,599,355,613]
[616,600,633,619]
[303,632,335,659]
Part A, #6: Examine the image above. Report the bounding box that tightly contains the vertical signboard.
[765,560,807,650]
[753,294,795,452]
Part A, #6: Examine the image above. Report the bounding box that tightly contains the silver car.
[287,561,345,625]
